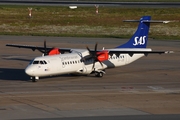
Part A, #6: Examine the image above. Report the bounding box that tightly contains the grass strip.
[0,5,179,40]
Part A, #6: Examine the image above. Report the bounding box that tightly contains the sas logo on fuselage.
[133,36,146,46]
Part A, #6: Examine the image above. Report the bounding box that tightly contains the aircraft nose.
[25,67,34,76]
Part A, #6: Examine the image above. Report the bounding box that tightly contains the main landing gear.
[94,70,105,77]
[95,72,104,77]
[30,76,39,82]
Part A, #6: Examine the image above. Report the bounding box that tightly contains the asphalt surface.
[0,0,180,8]
[0,36,180,120]
[0,1,180,120]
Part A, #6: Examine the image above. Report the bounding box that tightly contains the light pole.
[95,5,99,14]
[28,7,32,18]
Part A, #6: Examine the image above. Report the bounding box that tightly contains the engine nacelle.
[97,50,109,62]
[48,48,60,55]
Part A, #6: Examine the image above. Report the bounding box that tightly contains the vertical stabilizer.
[116,16,151,48]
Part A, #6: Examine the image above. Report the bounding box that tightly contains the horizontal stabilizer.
[123,20,171,24]
[165,51,174,54]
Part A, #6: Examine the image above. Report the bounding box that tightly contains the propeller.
[86,43,104,70]
[42,40,60,56]
[42,40,52,56]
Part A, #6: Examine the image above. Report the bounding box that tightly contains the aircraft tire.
[31,77,38,82]
[95,72,103,77]
[98,72,103,77]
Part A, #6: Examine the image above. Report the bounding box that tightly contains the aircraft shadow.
[0,67,104,82]
[0,68,29,81]
[0,68,87,82]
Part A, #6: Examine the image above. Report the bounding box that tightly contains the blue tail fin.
[116,16,151,48]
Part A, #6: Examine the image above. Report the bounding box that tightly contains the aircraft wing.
[6,44,173,56]
[6,44,72,53]
[107,48,173,57]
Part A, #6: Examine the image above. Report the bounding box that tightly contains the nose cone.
[25,66,34,76]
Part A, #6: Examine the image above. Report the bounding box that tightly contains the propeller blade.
[44,40,46,49]
[86,46,91,53]
[95,42,98,52]
[44,40,48,55]
[92,60,96,70]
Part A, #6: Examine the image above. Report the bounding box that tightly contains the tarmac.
[0,36,180,119]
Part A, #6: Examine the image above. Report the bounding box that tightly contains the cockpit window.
[29,60,34,65]
[33,61,39,64]
[40,61,44,64]
[43,61,47,64]
[31,60,48,65]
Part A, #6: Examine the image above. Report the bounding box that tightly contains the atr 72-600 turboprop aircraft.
[6,16,173,82]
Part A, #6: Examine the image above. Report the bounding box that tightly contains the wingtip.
[165,51,174,54]
[6,44,11,46]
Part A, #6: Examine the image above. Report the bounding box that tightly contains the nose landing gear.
[30,76,39,82]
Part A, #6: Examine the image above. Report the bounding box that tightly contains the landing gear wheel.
[95,72,104,77]
[31,77,38,82]
[98,72,103,77]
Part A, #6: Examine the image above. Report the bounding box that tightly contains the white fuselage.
[25,48,150,78]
